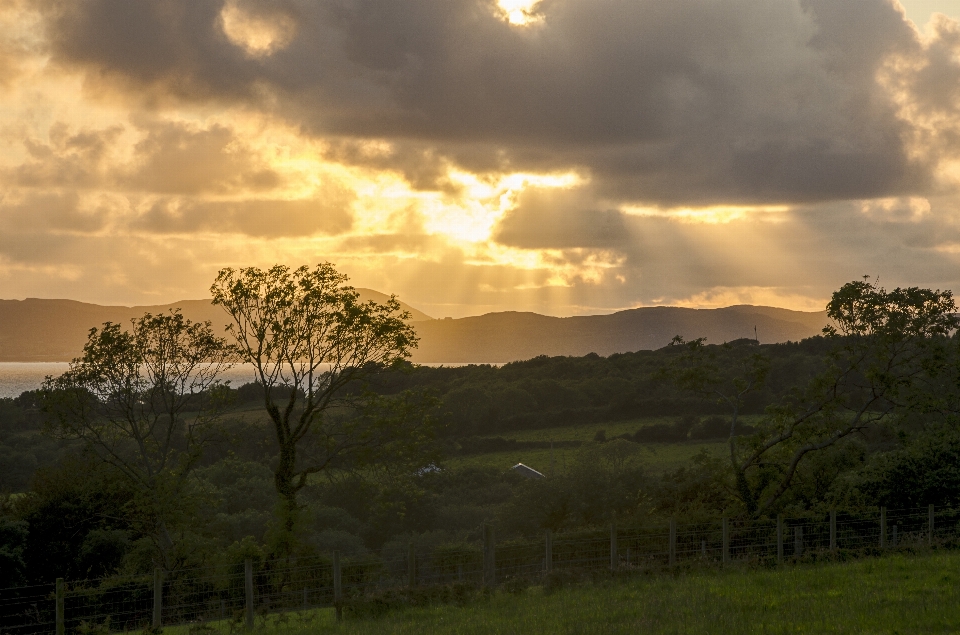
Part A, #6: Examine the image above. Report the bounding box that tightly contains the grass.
[243,550,960,634]
[446,440,728,474]
[500,415,764,444]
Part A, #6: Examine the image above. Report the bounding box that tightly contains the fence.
[3,505,957,634]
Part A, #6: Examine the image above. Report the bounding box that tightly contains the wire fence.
[2,505,956,634]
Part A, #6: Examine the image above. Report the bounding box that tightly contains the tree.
[40,311,234,569]
[659,336,770,511]
[210,264,437,551]
[736,279,959,515]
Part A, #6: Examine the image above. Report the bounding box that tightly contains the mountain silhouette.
[407,305,829,363]
[0,295,828,363]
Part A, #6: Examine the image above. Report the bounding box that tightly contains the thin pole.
[794,525,803,556]
[407,543,416,588]
[333,551,343,622]
[244,559,254,632]
[929,504,935,546]
[830,511,837,552]
[55,578,64,635]
[777,515,783,565]
[669,518,676,567]
[152,568,163,629]
[722,517,729,565]
[483,523,496,587]
[880,507,887,549]
[545,529,553,573]
[610,513,618,571]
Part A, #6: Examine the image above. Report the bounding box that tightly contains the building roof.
[511,463,545,479]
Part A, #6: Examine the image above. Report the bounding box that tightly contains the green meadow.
[239,550,960,635]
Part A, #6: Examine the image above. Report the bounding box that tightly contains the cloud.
[134,192,355,238]
[30,0,957,205]
[493,186,630,249]
[123,121,283,195]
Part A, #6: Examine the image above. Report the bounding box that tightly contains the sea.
[0,362,485,399]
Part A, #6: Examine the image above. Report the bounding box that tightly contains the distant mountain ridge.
[0,295,829,363]
[0,290,432,362]
[407,304,830,363]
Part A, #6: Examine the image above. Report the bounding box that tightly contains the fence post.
[722,517,729,565]
[407,543,416,588]
[244,559,254,632]
[794,525,803,556]
[669,518,676,567]
[929,504,935,546]
[55,578,64,635]
[880,507,887,549]
[545,529,553,573]
[610,513,618,571]
[776,515,783,565]
[483,523,496,587]
[830,511,837,552]
[333,551,342,623]
[152,568,163,629]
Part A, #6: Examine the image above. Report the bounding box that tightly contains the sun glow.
[220,2,297,57]
[496,0,544,25]
[622,204,790,223]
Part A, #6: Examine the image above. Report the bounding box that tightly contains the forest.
[3,271,960,593]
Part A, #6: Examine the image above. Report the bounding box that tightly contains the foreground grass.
[252,550,960,634]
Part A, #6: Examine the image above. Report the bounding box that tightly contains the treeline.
[5,274,960,594]
[362,336,832,437]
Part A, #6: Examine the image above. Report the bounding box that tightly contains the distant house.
[511,463,545,479]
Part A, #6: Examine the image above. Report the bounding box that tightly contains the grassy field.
[499,415,764,444]
[446,416,756,473]
[447,439,728,474]
[241,550,960,634]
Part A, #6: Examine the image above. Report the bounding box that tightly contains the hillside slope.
[0,296,827,362]
[0,291,432,361]
[407,305,828,363]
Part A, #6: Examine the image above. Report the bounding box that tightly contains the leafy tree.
[659,337,770,510]
[737,279,959,515]
[39,311,233,569]
[210,264,438,552]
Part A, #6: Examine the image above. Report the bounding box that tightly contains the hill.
[0,295,827,363]
[407,304,828,362]
[0,290,432,362]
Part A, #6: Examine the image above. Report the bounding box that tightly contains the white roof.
[511,463,545,479]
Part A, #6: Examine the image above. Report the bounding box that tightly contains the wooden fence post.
[545,529,552,573]
[776,515,783,565]
[929,504,935,546]
[152,568,162,629]
[55,578,64,635]
[830,511,837,552]
[483,523,496,587]
[333,551,342,622]
[794,525,803,556]
[669,518,676,567]
[407,543,416,588]
[722,518,729,565]
[244,559,254,632]
[880,507,887,549]
[610,513,618,571]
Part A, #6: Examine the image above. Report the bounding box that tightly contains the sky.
[0,0,958,318]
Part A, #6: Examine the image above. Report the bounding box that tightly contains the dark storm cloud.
[32,0,952,205]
